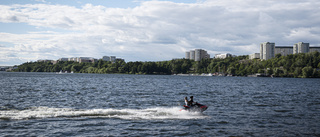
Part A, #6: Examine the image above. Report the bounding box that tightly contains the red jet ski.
[180,102,208,112]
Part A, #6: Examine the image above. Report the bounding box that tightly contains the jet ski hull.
[180,103,208,112]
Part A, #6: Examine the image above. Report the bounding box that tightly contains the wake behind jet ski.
[180,96,208,112]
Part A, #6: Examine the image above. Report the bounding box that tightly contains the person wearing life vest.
[184,96,196,106]
[184,97,190,106]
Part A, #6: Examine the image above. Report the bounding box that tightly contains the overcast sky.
[1,0,320,66]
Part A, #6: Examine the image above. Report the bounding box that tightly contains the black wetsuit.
[189,98,194,106]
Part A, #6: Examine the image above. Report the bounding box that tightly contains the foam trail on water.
[0,106,208,120]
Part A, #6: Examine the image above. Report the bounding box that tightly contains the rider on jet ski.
[184,96,196,107]
[189,96,195,106]
[183,96,208,112]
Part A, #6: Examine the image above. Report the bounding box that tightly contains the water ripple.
[0,73,320,136]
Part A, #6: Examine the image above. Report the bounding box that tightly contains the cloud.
[34,0,46,3]
[0,0,320,65]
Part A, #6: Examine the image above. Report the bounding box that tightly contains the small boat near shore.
[56,70,74,74]
[175,73,214,76]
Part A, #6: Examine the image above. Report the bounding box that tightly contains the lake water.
[0,72,320,136]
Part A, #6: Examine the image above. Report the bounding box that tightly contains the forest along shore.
[11,51,320,78]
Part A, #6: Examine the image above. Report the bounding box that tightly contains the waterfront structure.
[185,49,210,61]
[6,66,18,71]
[215,53,232,59]
[249,53,260,59]
[293,42,309,54]
[275,46,293,56]
[0,67,8,71]
[260,42,275,60]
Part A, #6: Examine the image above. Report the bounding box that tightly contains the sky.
[1,0,320,66]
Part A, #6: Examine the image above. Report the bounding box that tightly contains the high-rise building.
[185,52,190,59]
[293,42,309,54]
[260,42,275,60]
[190,50,195,60]
[185,49,210,61]
[195,49,210,61]
[253,42,319,60]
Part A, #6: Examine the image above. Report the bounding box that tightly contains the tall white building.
[260,42,275,60]
[195,49,210,61]
[293,42,309,54]
[185,49,210,61]
[253,42,320,60]
[185,52,190,59]
[190,50,195,60]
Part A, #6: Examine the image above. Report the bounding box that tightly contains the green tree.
[227,67,236,75]
[12,52,320,78]
[266,68,273,76]
[302,66,313,78]
[274,68,284,77]
[294,67,302,78]
[87,67,95,73]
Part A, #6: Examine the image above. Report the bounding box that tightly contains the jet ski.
[180,102,208,112]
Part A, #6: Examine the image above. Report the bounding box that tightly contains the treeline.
[13,51,320,78]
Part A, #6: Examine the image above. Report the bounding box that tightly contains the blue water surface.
[0,72,320,136]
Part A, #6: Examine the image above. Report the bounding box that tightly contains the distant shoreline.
[9,51,320,78]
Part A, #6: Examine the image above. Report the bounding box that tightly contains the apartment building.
[260,42,275,60]
[215,53,232,59]
[249,53,260,59]
[310,47,320,53]
[293,42,309,54]
[275,46,293,56]
[185,49,210,61]
[254,42,319,60]
[78,57,97,63]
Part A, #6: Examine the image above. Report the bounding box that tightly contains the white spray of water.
[0,107,209,120]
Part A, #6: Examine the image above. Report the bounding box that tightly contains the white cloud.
[0,0,320,65]
[34,0,46,3]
